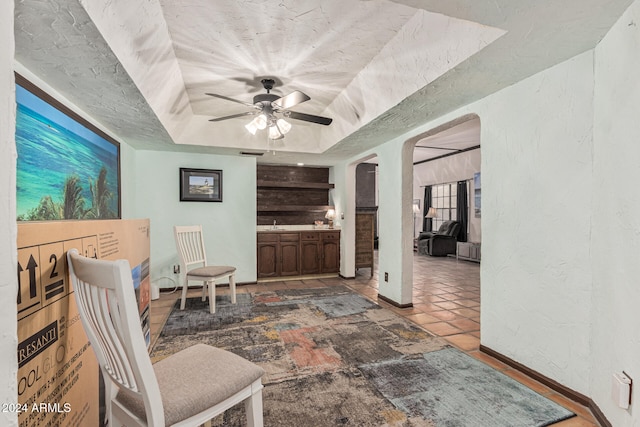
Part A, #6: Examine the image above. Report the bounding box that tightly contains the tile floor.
[149,252,599,427]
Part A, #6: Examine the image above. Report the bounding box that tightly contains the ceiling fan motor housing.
[253,93,280,118]
[253,93,280,105]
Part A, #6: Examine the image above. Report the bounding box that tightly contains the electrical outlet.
[384,272,389,282]
[173,265,180,274]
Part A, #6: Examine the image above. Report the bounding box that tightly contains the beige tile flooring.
[149,253,599,427]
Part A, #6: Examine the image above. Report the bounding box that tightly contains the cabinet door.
[257,243,278,278]
[300,241,321,275]
[321,239,340,273]
[280,242,300,276]
[355,214,374,269]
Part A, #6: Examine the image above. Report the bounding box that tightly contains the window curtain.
[422,185,432,232]
[456,180,468,242]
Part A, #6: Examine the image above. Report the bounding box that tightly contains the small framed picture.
[179,168,223,202]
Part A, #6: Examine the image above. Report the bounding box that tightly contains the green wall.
[132,150,257,287]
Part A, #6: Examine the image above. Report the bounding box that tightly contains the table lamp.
[325,209,336,229]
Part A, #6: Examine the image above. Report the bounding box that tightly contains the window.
[431,182,457,231]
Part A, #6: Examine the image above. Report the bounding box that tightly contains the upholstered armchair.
[417,220,462,256]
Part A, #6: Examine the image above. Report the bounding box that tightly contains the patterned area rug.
[152,286,574,426]
[360,347,575,427]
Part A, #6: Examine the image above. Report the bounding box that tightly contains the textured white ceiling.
[14,0,635,165]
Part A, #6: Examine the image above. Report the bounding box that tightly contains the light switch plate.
[612,372,632,409]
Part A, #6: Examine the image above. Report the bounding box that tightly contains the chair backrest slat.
[175,225,208,268]
[67,249,164,426]
[81,284,129,387]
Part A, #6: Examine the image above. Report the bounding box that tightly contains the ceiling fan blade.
[208,111,258,122]
[205,93,257,108]
[284,111,333,126]
[272,90,310,110]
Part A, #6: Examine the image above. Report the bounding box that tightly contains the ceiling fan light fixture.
[268,125,284,140]
[255,114,268,130]
[245,114,268,135]
[245,120,258,135]
[276,118,291,135]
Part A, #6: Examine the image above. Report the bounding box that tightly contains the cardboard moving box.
[17,219,150,427]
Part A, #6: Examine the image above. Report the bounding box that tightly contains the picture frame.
[179,168,223,202]
[15,73,121,221]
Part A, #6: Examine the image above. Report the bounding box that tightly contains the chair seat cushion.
[116,344,264,426]
[188,265,236,278]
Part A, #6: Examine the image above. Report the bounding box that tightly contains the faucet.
[272,220,277,230]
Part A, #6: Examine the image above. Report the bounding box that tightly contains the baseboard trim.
[257,273,339,283]
[377,294,413,308]
[479,345,611,427]
[588,399,612,427]
[339,274,356,280]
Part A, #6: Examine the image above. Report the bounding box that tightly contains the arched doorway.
[408,114,482,347]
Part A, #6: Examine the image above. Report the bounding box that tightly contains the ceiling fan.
[206,78,332,140]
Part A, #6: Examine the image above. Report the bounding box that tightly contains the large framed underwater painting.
[15,74,121,221]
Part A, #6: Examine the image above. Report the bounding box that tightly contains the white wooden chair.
[66,249,264,427]
[174,225,237,314]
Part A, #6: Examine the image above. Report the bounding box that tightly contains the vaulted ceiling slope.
[14,0,634,164]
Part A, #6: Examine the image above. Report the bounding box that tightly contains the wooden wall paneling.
[257,164,335,225]
[257,213,330,226]
[257,164,329,184]
[257,188,329,205]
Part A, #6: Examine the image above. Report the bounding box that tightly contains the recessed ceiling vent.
[240,151,264,156]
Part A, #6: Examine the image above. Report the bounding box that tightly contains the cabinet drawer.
[301,232,319,241]
[257,233,278,242]
[321,232,340,241]
[279,233,300,242]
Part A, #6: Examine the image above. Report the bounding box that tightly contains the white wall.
[413,149,481,242]
[132,151,257,287]
[375,141,415,305]
[0,1,17,425]
[336,140,414,305]
[591,1,640,424]
[479,51,595,395]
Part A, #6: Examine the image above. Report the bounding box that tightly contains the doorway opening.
[354,156,379,280]
[409,114,482,347]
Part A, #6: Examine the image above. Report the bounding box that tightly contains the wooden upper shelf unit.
[257,180,335,190]
[257,165,334,225]
[257,205,334,212]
